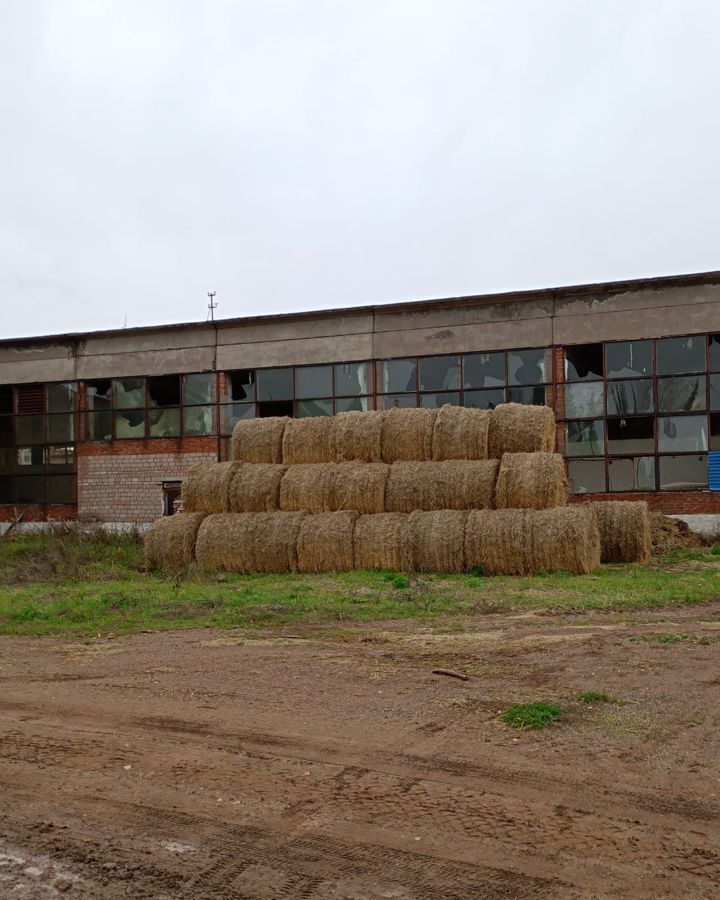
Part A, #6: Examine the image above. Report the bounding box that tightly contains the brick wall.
[0,504,76,522]
[570,492,720,514]
[77,445,217,523]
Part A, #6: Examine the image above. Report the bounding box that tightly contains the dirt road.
[1,604,719,899]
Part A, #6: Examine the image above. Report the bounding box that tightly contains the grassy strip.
[0,531,718,637]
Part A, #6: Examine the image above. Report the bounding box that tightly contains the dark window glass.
[464,388,505,410]
[568,459,605,494]
[418,356,460,391]
[376,359,417,394]
[114,409,146,439]
[0,447,14,473]
[508,348,548,385]
[47,414,74,443]
[378,394,417,410]
[47,475,75,504]
[16,446,44,472]
[607,417,654,454]
[87,380,112,411]
[0,415,12,444]
[605,340,653,378]
[220,402,254,435]
[656,335,705,375]
[710,335,720,372]
[565,383,603,418]
[47,382,75,413]
[565,344,603,381]
[183,405,215,436]
[658,375,706,412]
[659,455,707,491]
[566,420,604,457]
[15,475,45,503]
[607,379,654,416]
[608,456,656,492]
[47,445,75,472]
[0,476,12,502]
[87,410,112,441]
[658,415,708,452]
[256,367,293,401]
[711,413,720,450]
[711,374,720,411]
[508,385,549,406]
[0,386,12,414]
[335,362,372,397]
[257,400,293,418]
[296,399,333,417]
[463,352,505,388]
[149,408,180,437]
[183,373,213,405]
[335,396,372,412]
[225,370,255,402]
[113,378,145,408]
[420,392,460,408]
[294,366,332,399]
[147,375,180,407]
[15,415,44,444]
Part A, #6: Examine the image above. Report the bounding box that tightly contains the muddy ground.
[1,603,719,899]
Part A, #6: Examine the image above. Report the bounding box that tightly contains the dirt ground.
[1,603,719,899]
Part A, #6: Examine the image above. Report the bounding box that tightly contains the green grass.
[0,529,719,638]
[502,702,562,729]
[577,690,617,704]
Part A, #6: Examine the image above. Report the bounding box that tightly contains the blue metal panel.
[708,451,720,491]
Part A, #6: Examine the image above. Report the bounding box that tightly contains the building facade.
[2,270,720,524]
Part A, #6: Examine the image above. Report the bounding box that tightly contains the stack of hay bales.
[145,402,650,575]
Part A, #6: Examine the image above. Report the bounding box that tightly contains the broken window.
[607,417,654,454]
[565,344,603,382]
[567,459,605,494]
[658,376,706,412]
[659,455,707,491]
[376,359,417,394]
[608,457,656,492]
[710,413,720,450]
[565,420,604,456]
[656,335,705,375]
[565,383,603,418]
[47,383,76,413]
[335,362,371,397]
[709,335,720,371]
[605,340,653,378]
[296,399,333,417]
[182,373,214,436]
[147,376,181,437]
[113,378,145,408]
[257,399,293,418]
[463,388,505,410]
[295,365,332,399]
[607,379,654,416]
[508,348,548,386]
[419,392,460,408]
[256,368,293,402]
[224,370,255,402]
[508,385,549,406]
[658,415,708,452]
[418,356,460,391]
[220,402,254,435]
[0,386,12,414]
[335,396,372,413]
[463,352,505,388]
[183,373,213,405]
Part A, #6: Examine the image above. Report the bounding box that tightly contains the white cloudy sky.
[1,0,719,339]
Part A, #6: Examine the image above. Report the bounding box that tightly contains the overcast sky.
[1,0,719,339]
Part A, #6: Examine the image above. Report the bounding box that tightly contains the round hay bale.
[353,513,413,571]
[279,463,336,513]
[195,511,306,573]
[587,501,651,563]
[381,407,438,463]
[296,510,358,573]
[227,463,287,512]
[231,416,288,463]
[487,403,556,458]
[465,509,531,576]
[144,512,206,569]
[333,462,389,514]
[431,405,490,460]
[409,510,468,573]
[528,507,601,575]
[385,460,498,512]
[494,453,568,510]
[331,410,384,463]
[282,416,334,464]
[649,511,702,555]
[181,462,238,513]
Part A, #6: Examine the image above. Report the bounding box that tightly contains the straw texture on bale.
[431,405,490,460]
[589,501,652,563]
[333,462,389,514]
[381,407,438,463]
[385,460,498,512]
[144,512,206,569]
[227,463,287,512]
[231,416,288,463]
[409,510,468,573]
[296,510,358,573]
[465,507,600,576]
[195,511,306,573]
[181,461,238,513]
[279,463,336,513]
[649,512,702,555]
[331,411,384,463]
[353,513,413,571]
[494,453,568,510]
[487,403,556,458]
[282,416,334,464]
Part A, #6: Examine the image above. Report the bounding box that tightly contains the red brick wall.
[0,504,76,522]
[571,492,720,513]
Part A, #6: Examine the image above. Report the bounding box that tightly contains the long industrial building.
[2,270,720,526]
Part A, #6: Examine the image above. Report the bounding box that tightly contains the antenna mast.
[207,291,217,322]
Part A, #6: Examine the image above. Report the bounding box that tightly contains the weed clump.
[577,690,616,704]
[501,701,561,729]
